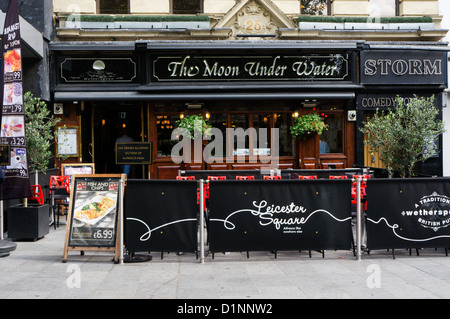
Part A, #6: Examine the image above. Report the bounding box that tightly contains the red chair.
[49,175,70,194]
[263,175,281,180]
[351,175,370,210]
[208,176,226,180]
[236,176,255,180]
[49,175,71,229]
[176,176,195,180]
[28,185,44,205]
[298,175,317,180]
[329,175,348,179]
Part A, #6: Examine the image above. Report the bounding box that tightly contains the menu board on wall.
[0,0,31,200]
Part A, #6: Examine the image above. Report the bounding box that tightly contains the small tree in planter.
[290,113,328,139]
[25,92,61,174]
[360,95,445,178]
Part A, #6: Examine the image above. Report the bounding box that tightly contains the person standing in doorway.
[115,128,134,178]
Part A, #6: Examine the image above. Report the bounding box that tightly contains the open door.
[84,101,147,178]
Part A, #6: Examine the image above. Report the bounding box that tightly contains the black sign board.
[360,50,447,85]
[152,54,349,82]
[356,93,442,111]
[63,174,124,262]
[59,56,138,84]
[366,178,450,250]
[125,180,198,253]
[0,144,10,166]
[208,180,352,252]
[115,142,152,164]
[0,0,31,200]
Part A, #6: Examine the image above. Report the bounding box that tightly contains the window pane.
[173,0,201,14]
[230,114,249,156]
[156,115,178,156]
[320,113,343,154]
[252,114,271,156]
[274,113,295,156]
[99,0,128,14]
[301,0,328,15]
[369,0,396,17]
[208,113,227,158]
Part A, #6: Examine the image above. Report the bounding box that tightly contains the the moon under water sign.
[401,192,450,232]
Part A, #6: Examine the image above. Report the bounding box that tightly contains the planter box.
[113,21,163,29]
[389,23,434,30]
[344,22,389,30]
[7,204,50,241]
[162,21,210,29]
[79,21,115,29]
[299,22,344,30]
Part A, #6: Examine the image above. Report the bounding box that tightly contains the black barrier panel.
[125,180,198,253]
[208,180,352,252]
[366,178,450,250]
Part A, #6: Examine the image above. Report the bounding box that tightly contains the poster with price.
[66,175,123,248]
[0,0,30,200]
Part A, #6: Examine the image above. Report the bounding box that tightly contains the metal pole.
[356,177,362,261]
[199,179,205,264]
[119,178,124,265]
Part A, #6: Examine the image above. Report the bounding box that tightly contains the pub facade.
[50,0,448,179]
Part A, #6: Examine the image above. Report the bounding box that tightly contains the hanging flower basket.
[290,113,328,139]
[175,114,211,140]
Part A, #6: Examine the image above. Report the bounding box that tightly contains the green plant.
[175,114,211,140]
[24,92,61,172]
[360,95,445,178]
[290,113,328,139]
[67,15,210,23]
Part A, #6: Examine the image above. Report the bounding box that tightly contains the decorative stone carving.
[232,0,277,36]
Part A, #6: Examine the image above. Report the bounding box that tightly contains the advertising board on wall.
[360,50,447,85]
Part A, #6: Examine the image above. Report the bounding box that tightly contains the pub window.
[369,0,398,17]
[156,114,179,156]
[301,0,330,15]
[274,113,295,157]
[208,113,228,158]
[172,0,203,14]
[98,0,129,14]
[231,114,250,156]
[319,112,343,154]
[252,114,271,156]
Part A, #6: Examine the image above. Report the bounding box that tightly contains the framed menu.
[56,126,78,157]
[62,174,125,263]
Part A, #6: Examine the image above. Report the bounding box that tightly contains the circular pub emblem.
[402,192,450,232]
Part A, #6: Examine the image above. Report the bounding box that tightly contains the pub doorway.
[83,101,147,178]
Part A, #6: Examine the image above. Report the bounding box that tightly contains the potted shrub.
[360,95,445,178]
[175,114,211,140]
[290,113,328,139]
[7,92,61,240]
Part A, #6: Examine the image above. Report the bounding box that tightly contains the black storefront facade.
[50,41,448,178]
[356,47,448,177]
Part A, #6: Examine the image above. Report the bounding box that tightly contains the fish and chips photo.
[74,195,116,225]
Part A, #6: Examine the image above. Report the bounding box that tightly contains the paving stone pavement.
[1,226,450,299]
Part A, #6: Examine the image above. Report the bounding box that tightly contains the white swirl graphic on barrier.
[367,217,450,242]
[210,200,351,231]
[127,217,197,242]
